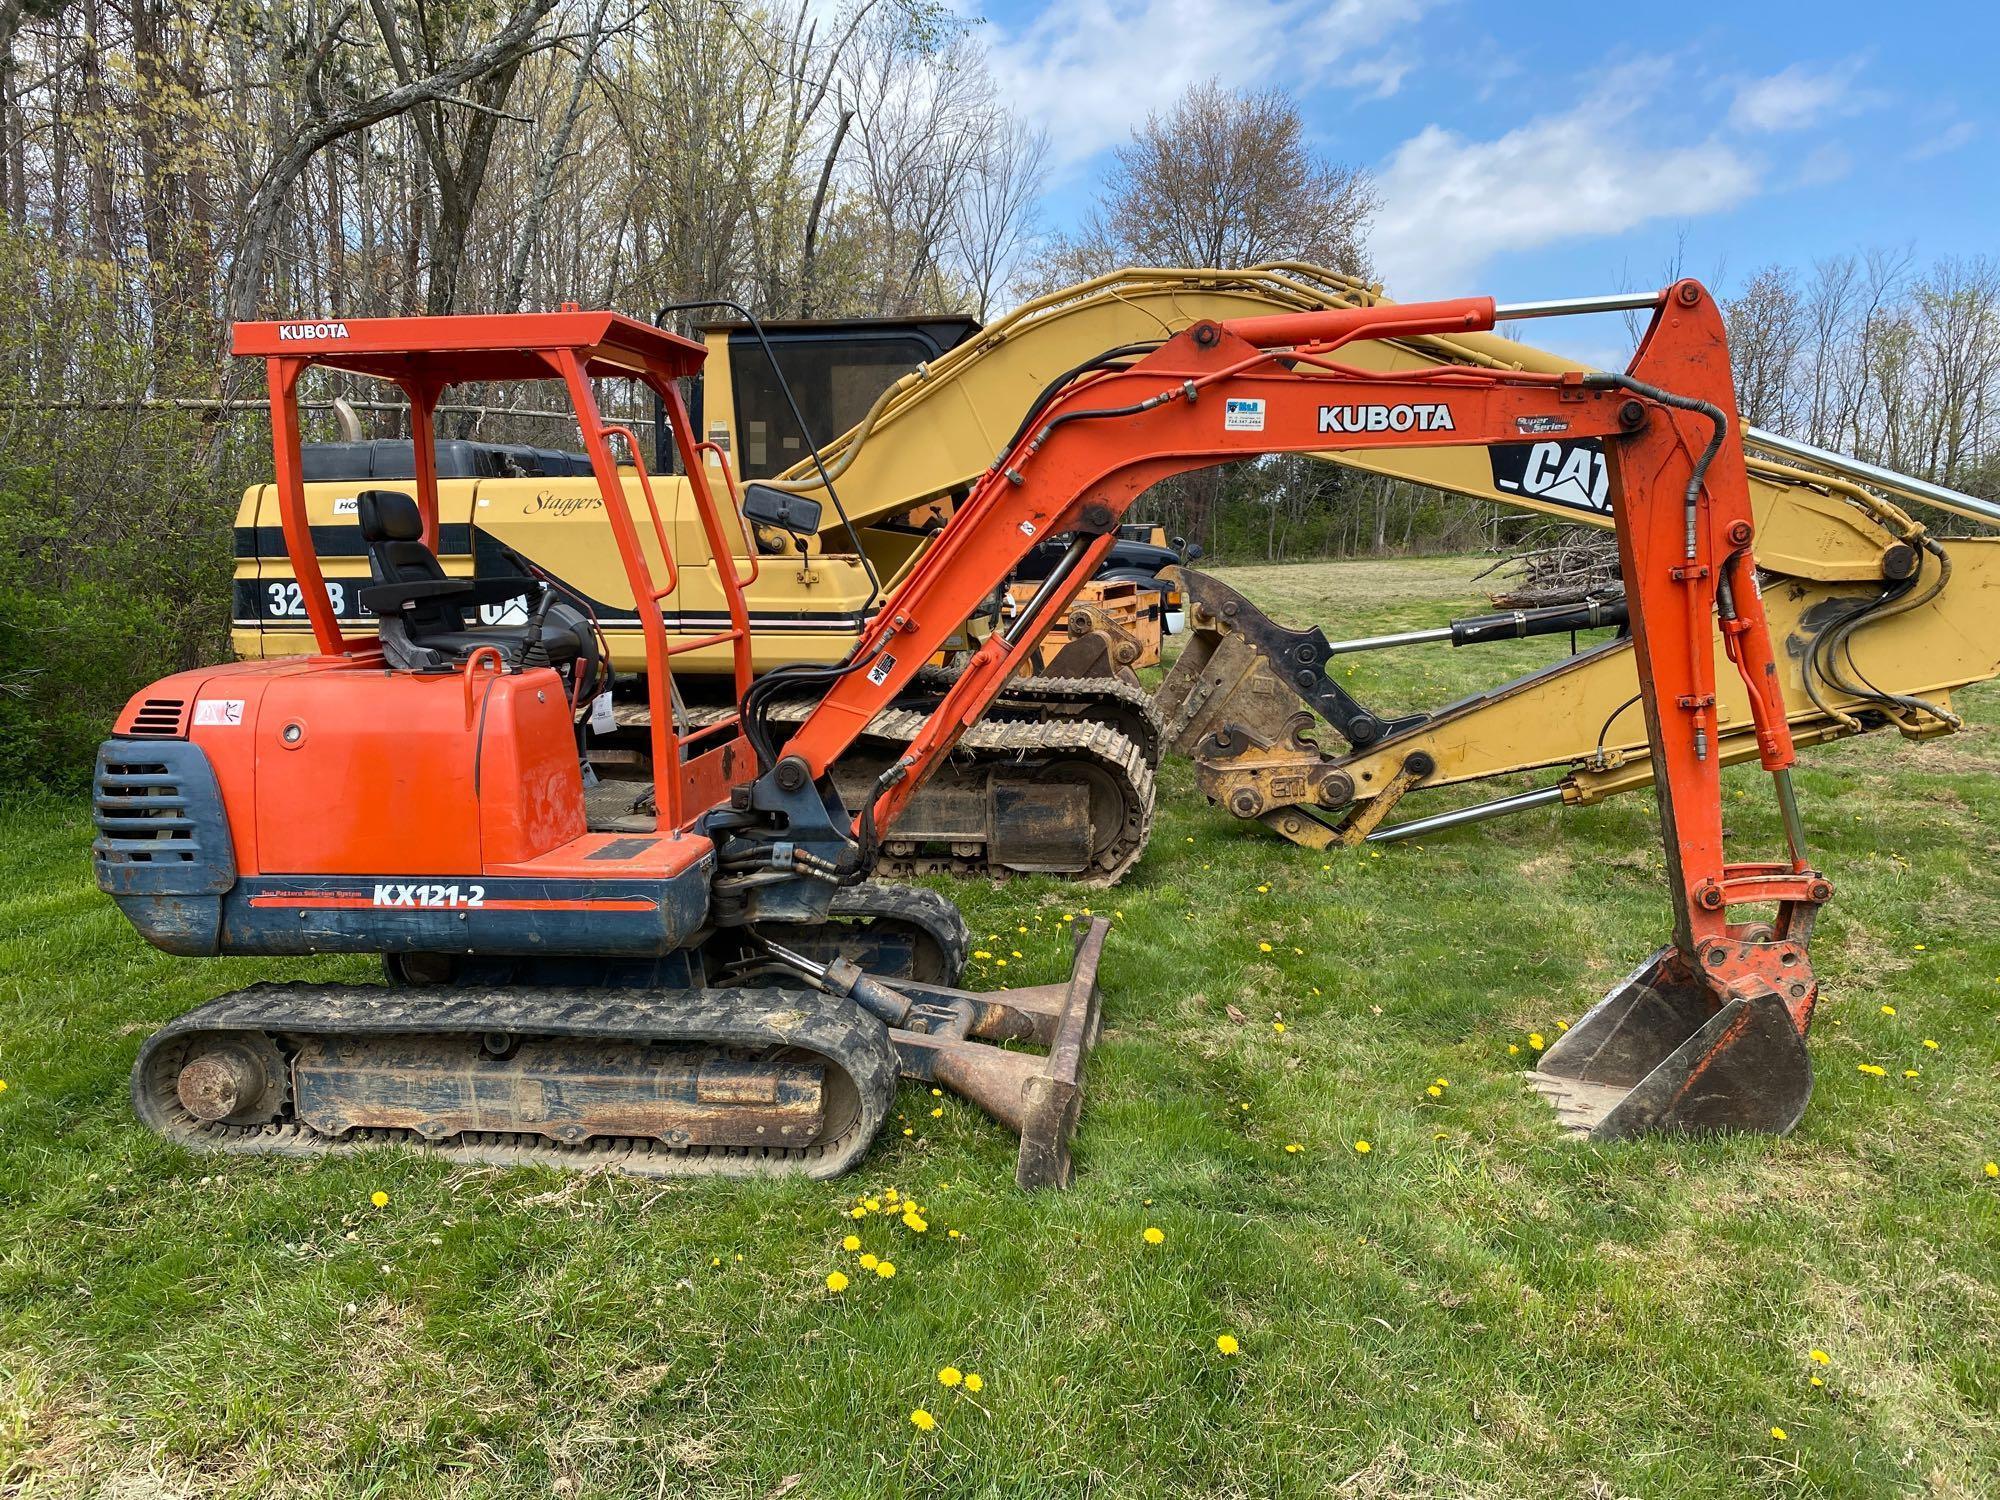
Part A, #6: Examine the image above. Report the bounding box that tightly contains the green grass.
[4,555,2000,1496]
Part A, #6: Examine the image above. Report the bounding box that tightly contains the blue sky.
[970,0,1998,365]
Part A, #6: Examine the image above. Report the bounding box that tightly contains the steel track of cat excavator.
[606,676,1160,885]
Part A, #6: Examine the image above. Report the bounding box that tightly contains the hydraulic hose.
[1580,372,1728,560]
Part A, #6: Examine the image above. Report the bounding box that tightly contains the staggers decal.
[277,321,350,341]
[373,882,486,909]
[1489,438,1611,513]
[1317,402,1455,434]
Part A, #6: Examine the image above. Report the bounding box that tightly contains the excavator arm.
[751,281,1827,1140]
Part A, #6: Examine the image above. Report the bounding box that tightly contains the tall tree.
[1046,79,1374,282]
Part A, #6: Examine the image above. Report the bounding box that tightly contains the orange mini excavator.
[96,283,1831,1186]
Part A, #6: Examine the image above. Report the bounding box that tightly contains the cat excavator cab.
[99,283,1838,1187]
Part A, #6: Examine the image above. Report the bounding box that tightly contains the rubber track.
[825,883,971,984]
[130,983,898,1179]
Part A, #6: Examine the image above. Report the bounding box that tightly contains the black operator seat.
[354,489,584,674]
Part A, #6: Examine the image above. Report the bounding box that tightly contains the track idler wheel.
[1528,946,1813,1140]
[172,1033,287,1125]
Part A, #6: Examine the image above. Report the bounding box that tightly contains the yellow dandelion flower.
[902,1127,915,1136]
[910,1408,936,1431]
[1880,1004,1896,1016]
[1353,1139,1371,1154]
[938,1366,963,1387]
[1256,884,1269,894]
[1556,1020,1569,1031]
[369,1190,389,1208]
[1809,1349,1830,1365]
[1435,1078,1449,1088]
[859,1253,879,1270]
[1769,1426,1787,1441]
[1285,1142,1301,1154]
[876,1260,897,1278]
[1272,1021,1286,1034]
[842,1234,862,1252]
[865,1197,881,1211]
[1215,1334,1240,1356]
[930,1107,943,1118]
[1239,1101,1251,1111]
[947,1228,961,1239]
[1142,1226,1164,1245]
[1508,1044,1520,1056]
[1016,925,1028,934]
[1985,1162,1998,1178]
[1810,1375,1824,1387]
[711,1257,721,1267]
[972,950,992,960]
[931,1087,943,1096]
[0,1079,8,1092]
[826,1271,849,1292]
[1258,942,1273,953]
[1857,1064,1887,1077]
[1914,944,1926,951]
[995,958,1007,967]
[905,1215,929,1233]
[1528,1032,1545,1050]
[848,1205,865,1219]
[964,1372,983,1393]
[1923,1039,1939,1050]
[1904,1069,1921,1079]
[1063,912,1074,921]
[1427,1085,1442,1098]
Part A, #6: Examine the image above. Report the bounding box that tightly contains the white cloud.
[1907,120,1976,161]
[1794,142,1852,188]
[1368,69,1760,296]
[982,0,1435,171]
[1729,58,1869,132]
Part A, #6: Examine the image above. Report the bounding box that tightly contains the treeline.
[1,0,1997,788]
[0,0,1051,784]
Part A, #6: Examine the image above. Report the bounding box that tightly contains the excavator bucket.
[1527,947,1815,1140]
[888,917,1107,1187]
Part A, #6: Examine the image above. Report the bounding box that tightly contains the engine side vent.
[129,698,189,738]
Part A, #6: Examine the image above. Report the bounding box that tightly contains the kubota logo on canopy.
[1317,402,1455,434]
[278,321,350,341]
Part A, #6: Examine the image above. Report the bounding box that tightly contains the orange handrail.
[695,440,761,590]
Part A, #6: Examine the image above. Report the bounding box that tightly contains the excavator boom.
[752,281,1827,1140]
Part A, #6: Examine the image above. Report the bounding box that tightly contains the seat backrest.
[356,490,463,632]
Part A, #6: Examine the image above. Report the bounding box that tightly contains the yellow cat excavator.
[230,265,2000,865]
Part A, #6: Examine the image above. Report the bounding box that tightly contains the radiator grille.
[94,757,198,864]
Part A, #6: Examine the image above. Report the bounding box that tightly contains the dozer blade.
[1527,946,1814,1141]
[889,916,1108,1188]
